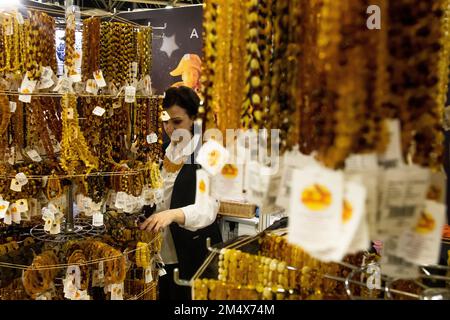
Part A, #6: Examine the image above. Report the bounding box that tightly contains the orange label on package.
[301,184,332,211]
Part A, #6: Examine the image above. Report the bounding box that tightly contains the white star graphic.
[160,34,179,58]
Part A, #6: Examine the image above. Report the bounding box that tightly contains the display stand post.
[63,179,75,233]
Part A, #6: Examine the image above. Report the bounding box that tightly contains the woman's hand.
[139,209,185,233]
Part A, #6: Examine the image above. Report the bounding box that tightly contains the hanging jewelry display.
[60,93,99,175]
[81,17,101,81]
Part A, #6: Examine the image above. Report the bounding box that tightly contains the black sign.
[120,5,203,94]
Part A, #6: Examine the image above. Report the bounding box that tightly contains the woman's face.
[163,105,194,140]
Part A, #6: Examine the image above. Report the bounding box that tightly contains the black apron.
[168,154,222,280]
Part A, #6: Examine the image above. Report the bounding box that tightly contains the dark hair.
[162,86,200,118]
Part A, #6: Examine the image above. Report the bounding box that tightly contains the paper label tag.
[115,192,127,209]
[18,94,31,104]
[158,268,167,277]
[123,195,137,213]
[0,199,10,219]
[378,166,429,236]
[329,181,367,261]
[112,100,121,109]
[3,207,12,225]
[63,274,77,300]
[15,199,28,213]
[9,101,17,113]
[19,74,37,96]
[10,204,21,223]
[81,197,92,211]
[7,147,15,165]
[146,133,158,144]
[379,119,404,169]
[58,76,73,94]
[143,75,152,95]
[287,166,343,256]
[131,62,138,79]
[38,77,54,90]
[15,11,24,25]
[98,262,104,280]
[110,283,124,300]
[93,70,107,88]
[69,73,82,83]
[26,149,42,162]
[66,265,81,289]
[52,77,63,92]
[380,237,420,279]
[15,172,28,186]
[196,139,230,176]
[92,106,106,117]
[4,18,13,35]
[41,66,54,80]
[397,200,446,265]
[195,169,210,213]
[124,86,136,103]
[43,208,55,232]
[10,178,22,192]
[145,267,153,283]
[92,212,104,227]
[86,79,99,94]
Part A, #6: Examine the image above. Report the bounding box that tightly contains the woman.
[140,86,222,300]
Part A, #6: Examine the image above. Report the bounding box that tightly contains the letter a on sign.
[190,28,199,39]
[366,5,381,30]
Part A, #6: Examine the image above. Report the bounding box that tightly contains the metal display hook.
[148,22,167,30]
[173,268,191,287]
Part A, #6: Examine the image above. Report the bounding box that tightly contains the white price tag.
[92,212,104,227]
[93,70,107,88]
[110,283,124,300]
[26,149,42,162]
[397,200,446,265]
[85,79,98,95]
[0,199,10,219]
[379,119,404,168]
[19,74,37,100]
[112,101,121,109]
[123,196,137,213]
[9,101,17,113]
[15,172,28,186]
[143,75,152,95]
[10,178,22,192]
[15,11,24,25]
[92,106,106,117]
[41,175,48,187]
[378,166,429,236]
[3,207,12,225]
[41,66,54,80]
[146,133,158,144]
[15,199,28,213]
[287,166,343,257]
[81,197,92,211]
[70,73,82,83]
[4,18,13,35]
[18,94,31,104]
[115,192,127,209]
[158,268,167,277]
[10,204,21,223]
[124,86,136,103]
[98,262,104,280]
[50,221,61,235]
[196,139,230,176]
[145,267,153,283]
[38,77,54,90]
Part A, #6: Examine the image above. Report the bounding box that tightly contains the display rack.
[172,235,450,300]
